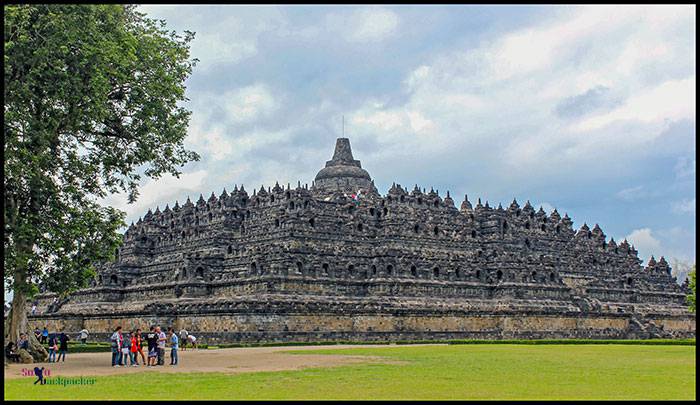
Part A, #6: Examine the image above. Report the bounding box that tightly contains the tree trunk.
[9,291,27,343]
[27,330,48,362]
[8,289,48,363]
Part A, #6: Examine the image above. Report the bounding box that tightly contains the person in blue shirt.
[41,327,49,344]
[18,333,29,350]
[167,327,179,366]
[47,333,58,363]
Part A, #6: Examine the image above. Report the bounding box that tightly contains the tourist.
[134,328,146,365]
[146,326,158,367]
[34,327,41,341]
[5,342,21,363]
[156,326,166,366]
[57,331,69,362]
[47,333,57,363]
[18,333,29,350]
[179,328,188,351]
[31,303,37,316]
[50,297,58,312]
[122,331,133,366]
[110,326,123,367]
[168,327,179,366]
[187,334,198,349]
[78,328,89,344]
[41,326,49,344]
[130,330,140,366]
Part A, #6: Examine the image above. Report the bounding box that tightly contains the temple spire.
[331,137,356,163]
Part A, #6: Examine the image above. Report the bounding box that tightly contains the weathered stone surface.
[18,349,33,364]
[30,138,695,342]
[27,333,48,363]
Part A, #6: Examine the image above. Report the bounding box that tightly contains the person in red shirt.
[134,328,146,365]
[130,331,139,366]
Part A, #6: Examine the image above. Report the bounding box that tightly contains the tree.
[688,266,696,312]
[4,5,199,348]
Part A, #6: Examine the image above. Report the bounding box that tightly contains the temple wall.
[28,310,695,343]
[51,276,573,305]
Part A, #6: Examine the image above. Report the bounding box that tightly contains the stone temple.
[31,138,695,342]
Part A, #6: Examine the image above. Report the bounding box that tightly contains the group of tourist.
[33,326,88,345]
[46,331,70,362]
[5,325,197,367]
[109,326,198,367]
[5,327,74,363]
[4,333,30,363]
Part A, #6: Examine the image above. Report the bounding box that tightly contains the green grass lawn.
[4,344,696,400]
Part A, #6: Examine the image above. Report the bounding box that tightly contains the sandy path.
[4,344,420,379]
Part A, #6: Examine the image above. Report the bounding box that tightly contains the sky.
[104,5,695,277]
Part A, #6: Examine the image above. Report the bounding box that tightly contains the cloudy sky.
[107,5,695,273]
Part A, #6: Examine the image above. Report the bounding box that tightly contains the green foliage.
[4,345,696,400]
[688,266,696,312]
[43,342,112,353]
[4,5,199,300]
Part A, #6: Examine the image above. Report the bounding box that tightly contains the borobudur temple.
[30,138,696,342]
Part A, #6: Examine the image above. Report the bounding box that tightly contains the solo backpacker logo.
[24,367,49,385]
[23,367,96,387]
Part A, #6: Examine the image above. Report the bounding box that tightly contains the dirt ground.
[4,344,416,379]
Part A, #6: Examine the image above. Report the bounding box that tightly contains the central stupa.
[313,138,378,196]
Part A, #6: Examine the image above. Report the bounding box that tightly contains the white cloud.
[101,170,209,224]
[326,8,400,43]
[351,108,406,133]
[571,76,695,133]
[674,157,696,179]
[406,65,430,89]
[669,257,694,284]
[184,83,279,161]
[223,84,278,124]
[350,8,399,42]
[138,6,286,71]
[537,202,555,214]
[616,186,647,202]
[672,198,696,215]
[625,228,662,261]
[226,127,289,161]
[186,123,233,161]
[348,5,695,181]
[620,226,695,268]
[190,32,258,69]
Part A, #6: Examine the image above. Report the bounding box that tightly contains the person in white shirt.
[187,334,197,350]
[156,326,166,366]
[110,326,123,367]
[79,329,89,344]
